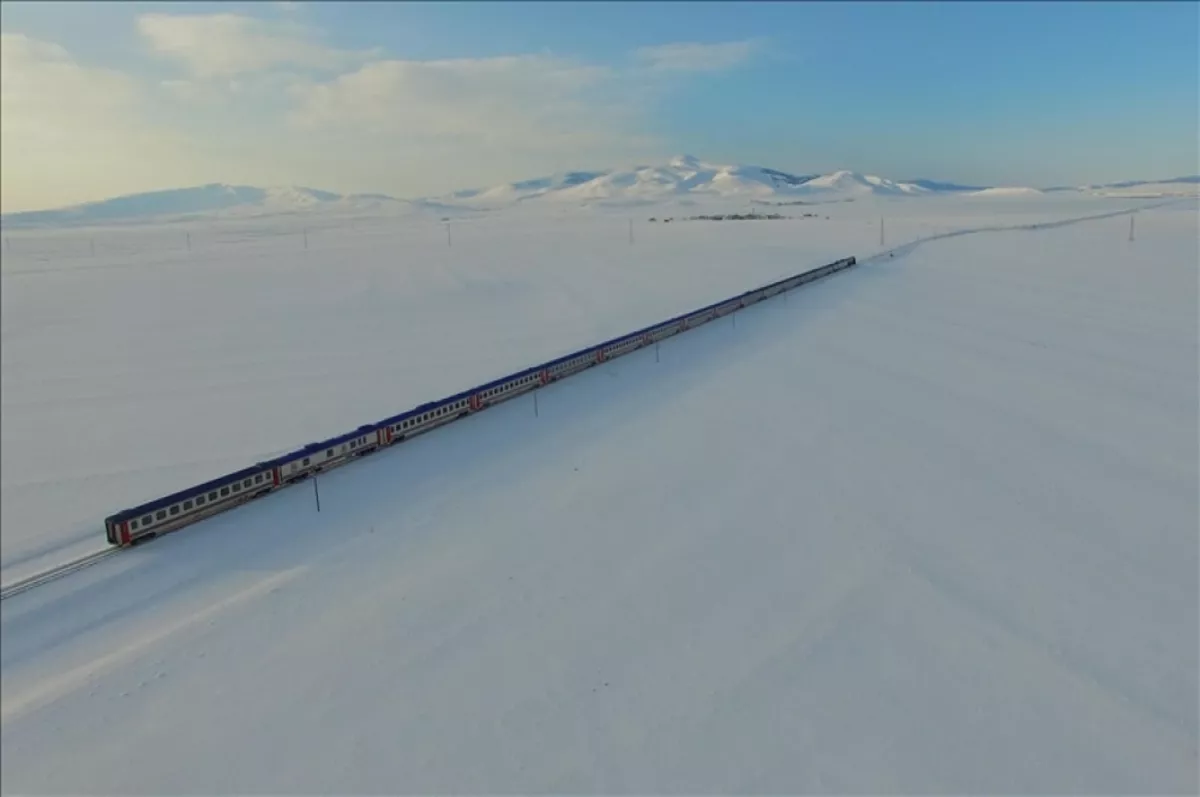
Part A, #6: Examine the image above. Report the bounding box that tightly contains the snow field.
[1,199,1195,794]
[0,194,1175,576]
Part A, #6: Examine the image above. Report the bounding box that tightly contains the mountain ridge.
[3,157,1196,229]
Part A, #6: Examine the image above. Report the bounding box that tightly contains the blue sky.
[1,1,1196,210]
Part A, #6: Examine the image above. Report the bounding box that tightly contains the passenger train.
[103,256,857,547]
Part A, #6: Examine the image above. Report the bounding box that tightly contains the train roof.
[106,462,271,524]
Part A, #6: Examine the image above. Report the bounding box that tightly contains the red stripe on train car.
[120,521,131,546]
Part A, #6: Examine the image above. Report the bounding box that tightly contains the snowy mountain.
[901,178,990,193]
[433,156,907,208]
[4,158,1194,229]
[792,170,930,196]
[0,183,419,229]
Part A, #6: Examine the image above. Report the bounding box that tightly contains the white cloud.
[0,33,206,212]
[634,40,763,73]
[1,15,768,210]
[290,55,639,152]
[136,13,378,78]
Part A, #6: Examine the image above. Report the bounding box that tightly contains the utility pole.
[880,217,885,246]
[534,391,539,418]
[313,476,321,512]
[1129,214,1135,242]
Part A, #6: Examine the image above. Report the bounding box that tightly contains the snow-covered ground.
[1,197,1195,793]
[0,192,1177,576]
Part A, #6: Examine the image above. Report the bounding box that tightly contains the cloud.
[2,15,768,210]
[0,33,205,212]
[634,40,763,73]
[136,13,378,78]
[289,54,643,154]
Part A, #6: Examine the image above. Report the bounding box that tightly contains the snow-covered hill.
[969,186,1046,198]
[4,156,1194,229]
[434,156,935,208]
[0,184,421,229]
[793,169,930,196]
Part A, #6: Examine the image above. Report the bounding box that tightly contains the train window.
[208,491,218,501]
[327,448,334,457]
[143,515,152,525]
[222,487,230,496]
[302,458,310,466]
[131,520,139,530]
[197,496,205,506]
[243,478,252,488]
[232,483,240,492]
[183,500,193,510]
[157,510,167,520]
[170,506,179,516]
[350,441,356,449]
[255,475,264,484]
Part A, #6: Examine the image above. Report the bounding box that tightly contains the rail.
[0,548,121,601]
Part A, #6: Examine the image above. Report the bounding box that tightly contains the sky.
[1,1,1197,212]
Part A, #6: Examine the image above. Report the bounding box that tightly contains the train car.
[105,462,276,546]
[273,425,381,487]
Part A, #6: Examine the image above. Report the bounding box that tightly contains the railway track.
[0,547,120,602]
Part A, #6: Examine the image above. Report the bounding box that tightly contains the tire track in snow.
[0,565,307,724]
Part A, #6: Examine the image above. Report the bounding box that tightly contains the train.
[103,255,857,547]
